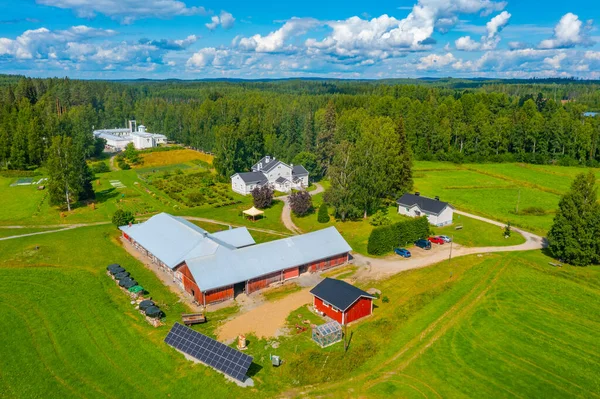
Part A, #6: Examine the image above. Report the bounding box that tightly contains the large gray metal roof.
[185,226,352,291]
[119,213,254,268]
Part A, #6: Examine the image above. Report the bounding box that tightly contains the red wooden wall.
[345,297,372,324]
[308,253,349,272]
[283,267,299,280]
[314,297,343,324]
[204,286,234,304]
[314,296,372,325]
[177,263,202,303]
[247,271,282,294]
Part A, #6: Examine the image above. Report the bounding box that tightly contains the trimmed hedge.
[317,203,330,223]
[367,216,431,255]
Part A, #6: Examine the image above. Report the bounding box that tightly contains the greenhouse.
[312,321,342,348]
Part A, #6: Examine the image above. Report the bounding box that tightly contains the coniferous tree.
[316,100,336,176]
[548,172,599,265]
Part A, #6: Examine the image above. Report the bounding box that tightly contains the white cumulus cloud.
[236,18,319,52]
[455,11,510,51]
[305,0,506,62]
[186,47,230,69]
[206,11,235,31]
[36,0,208,24]
[539,13,593,49]
[543,52,567,69]
[417,52,456,69]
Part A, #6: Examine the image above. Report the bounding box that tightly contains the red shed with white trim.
[310,278,375,325]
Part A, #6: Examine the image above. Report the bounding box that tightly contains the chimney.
[435,196,440,201]
[415,192,420,196]
[265,156,271,163]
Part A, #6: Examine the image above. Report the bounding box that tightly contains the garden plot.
[147,170,241,208]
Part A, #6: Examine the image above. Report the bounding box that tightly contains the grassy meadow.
[1,226,598,398]
[136,149,213,168]
[414,161,600,235]
[293,189,525,254]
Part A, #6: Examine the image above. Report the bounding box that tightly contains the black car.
[415,239,432,250]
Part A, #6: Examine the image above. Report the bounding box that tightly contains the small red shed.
[310,278,375,325]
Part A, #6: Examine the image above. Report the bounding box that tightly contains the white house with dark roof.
[397,192,454,226]
[230,155,309,195]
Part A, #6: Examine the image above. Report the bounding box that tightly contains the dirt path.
[352,211,546,281]
[0,222,112,242]
[108,154,118,171]
[279,183,324,234]
[216,288,313,341]
[181,216,291,237]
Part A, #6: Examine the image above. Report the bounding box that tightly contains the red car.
[428,236,445,245]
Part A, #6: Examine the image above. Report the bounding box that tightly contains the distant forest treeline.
[1,75,599,171]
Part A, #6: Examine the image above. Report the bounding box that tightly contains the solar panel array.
[164,323,253,382]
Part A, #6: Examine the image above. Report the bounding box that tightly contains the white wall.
[398,204,453,227]
[265,163,292,182]
[231,175,249,195]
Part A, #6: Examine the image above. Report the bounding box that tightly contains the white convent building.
[93,120,167,150]
[231,156,309,195]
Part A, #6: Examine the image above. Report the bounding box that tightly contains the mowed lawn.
[293,190,525,254]
[413,161,600,235]
[433,213,525,247]
[1,227,599,398]
[308,251,600,398]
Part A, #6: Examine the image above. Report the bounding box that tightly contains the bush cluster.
[91,162,110,174]
[367,216,430,255]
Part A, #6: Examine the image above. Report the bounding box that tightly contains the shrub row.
[367,216,431,255]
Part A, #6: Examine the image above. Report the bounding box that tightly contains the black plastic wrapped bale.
[139,300,155,311]
[145,306,163,319]
[107,263,121,271]
[114,271,130,280]
[119,278,137,289]
[109,265,125,275]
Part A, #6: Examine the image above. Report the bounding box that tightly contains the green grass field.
[0,226,598,397]
[293,190,525,254]
[433,213,525,247]
[414,161,600,235]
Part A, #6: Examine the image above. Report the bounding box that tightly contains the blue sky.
[0,0,599,79]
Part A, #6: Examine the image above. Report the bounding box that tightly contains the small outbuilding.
[310,278,375,325]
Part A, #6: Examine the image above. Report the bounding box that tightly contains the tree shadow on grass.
[95,187,119,204]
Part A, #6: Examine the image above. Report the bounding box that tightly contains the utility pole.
[449,235,453,261]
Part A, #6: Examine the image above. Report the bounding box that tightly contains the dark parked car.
[415,239,432,250]
[428,236,445,245]
[394,248,411,258]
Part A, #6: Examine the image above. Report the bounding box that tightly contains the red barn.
[310,278,375,325]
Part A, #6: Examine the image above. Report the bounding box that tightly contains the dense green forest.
[1,75,600,174]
